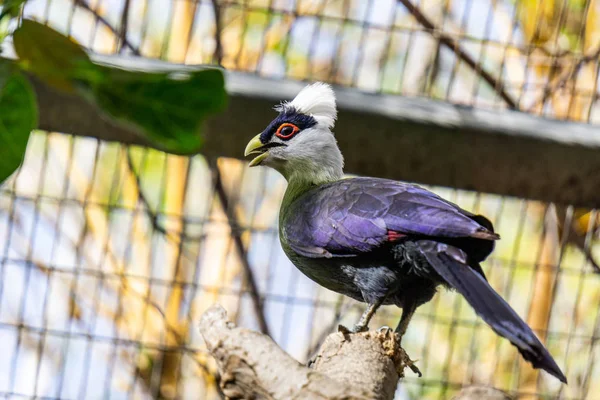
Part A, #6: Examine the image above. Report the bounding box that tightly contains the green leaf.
[11,18,228,155]
[0,0,28,20]
[0,58,10,91]
[90,66,227,154]
[0,63,38,184]
[13,19,95,92]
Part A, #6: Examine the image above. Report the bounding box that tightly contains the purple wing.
[283,177,497,258]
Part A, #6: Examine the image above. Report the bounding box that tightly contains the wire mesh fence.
[1,0,600,399]
[18,0,600,120]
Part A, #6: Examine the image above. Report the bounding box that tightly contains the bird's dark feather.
[418,241,567,383]
[280,176,566,383]
[283,177,497,261]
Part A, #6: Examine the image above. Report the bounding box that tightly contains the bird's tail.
[418,240,567,384]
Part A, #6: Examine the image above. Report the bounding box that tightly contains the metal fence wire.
[1,0,600,399]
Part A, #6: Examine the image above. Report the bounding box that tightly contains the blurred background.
[1,0,600,399]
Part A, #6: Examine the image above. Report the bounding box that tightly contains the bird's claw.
[377,325,393,335]
[407,359,422,377]
[340,324,421,377]
[337,324,369,333]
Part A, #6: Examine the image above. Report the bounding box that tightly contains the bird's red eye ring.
[275,123,300,140]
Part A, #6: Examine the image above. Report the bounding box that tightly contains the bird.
[244,82,567,384]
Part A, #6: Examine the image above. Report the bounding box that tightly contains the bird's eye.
[275,123,300,140]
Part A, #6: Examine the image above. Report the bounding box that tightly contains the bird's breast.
[280,238,363,300]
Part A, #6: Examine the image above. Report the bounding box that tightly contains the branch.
[199,305,411,400]
[124,150,204,242]
[199,305,511,400]
[74,0,140,55]
[118,0,132,54]
[210,163,271,336]
[527,46,600,113]
[210,0,224,64]
[397,0,518,109]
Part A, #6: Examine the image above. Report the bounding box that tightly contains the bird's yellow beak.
[244,134,269,167]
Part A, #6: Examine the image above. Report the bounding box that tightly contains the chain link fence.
[1,1,599,399]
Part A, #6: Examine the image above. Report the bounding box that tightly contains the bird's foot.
[378,325,404,346]
[341,325,422,377]
[381,331,421,378]
[396,341,421,377]
[337,323,369,334]
[351,323,369,333]
[377,325,393,335]
[405,357,422,377]
[394,348,421,378]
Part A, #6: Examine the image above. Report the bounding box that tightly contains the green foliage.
[90,66,226,153]
[0,0,27,19]
[13,19,96,92]
[12,19,227,154]
[0,57,8,89]
[0,17,228,184]
[0,0,24,45]
[0,61,37,183]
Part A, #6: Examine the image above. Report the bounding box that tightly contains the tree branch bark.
[199,305,413,400]
[199,305,513,400]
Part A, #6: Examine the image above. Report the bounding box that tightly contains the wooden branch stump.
[199,305,414,399]
[199,305,513,400]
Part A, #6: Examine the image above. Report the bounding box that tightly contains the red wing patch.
[387,230,406,242]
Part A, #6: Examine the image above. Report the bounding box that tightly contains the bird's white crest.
[276,82,337,129]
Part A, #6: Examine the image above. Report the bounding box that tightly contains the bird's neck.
[284,169,341,202]
[280,171,341,222]
[282,179,316,209]
[279,138,344,216]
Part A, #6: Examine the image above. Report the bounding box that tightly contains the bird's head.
[244,82,344,185]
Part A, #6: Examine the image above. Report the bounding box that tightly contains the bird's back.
[278,177,496,305]
[280,177,497,263]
